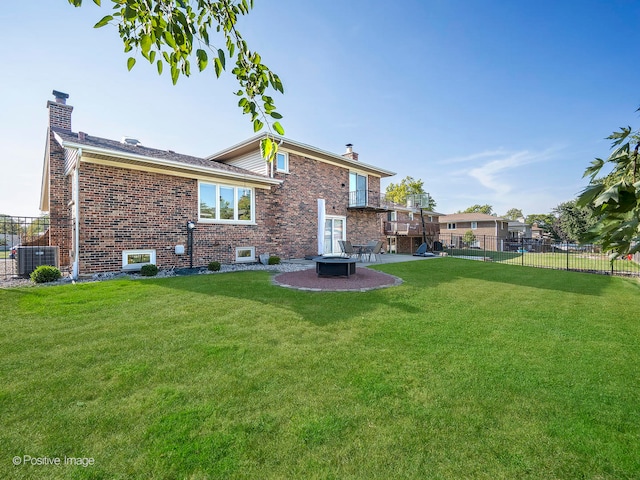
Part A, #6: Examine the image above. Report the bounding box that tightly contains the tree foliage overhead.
[459,204,494,215]
[577,113,640,257]
[68,0,284,162]
[503,208,524,221]
[385,176,436,209]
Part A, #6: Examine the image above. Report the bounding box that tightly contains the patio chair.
[366,241,384,262]
[341,240,358,259]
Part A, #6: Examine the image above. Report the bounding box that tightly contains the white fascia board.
[60,140,281,187]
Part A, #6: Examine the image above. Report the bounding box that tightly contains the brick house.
[383,206,441,254]
[438,213,509,251]
[40,91,395,277]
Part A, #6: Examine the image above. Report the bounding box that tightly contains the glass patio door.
[324,216,346,255]
[349,172,367,207]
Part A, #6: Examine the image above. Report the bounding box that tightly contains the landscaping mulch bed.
[273,266,402,292]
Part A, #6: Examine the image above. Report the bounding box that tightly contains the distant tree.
[526,213,556,228]
[0,215,22,235]
[26,215,50,238]
[577,112,640,257]
[503,208,524,220]
[552,200,597,243]
[385,177,436,209]
[459,204,494,215]
[463,230,476,246]
[526,213,558,239]
[68,0,285,163]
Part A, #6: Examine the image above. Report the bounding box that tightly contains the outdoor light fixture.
[186,220,196,268]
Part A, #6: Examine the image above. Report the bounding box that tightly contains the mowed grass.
[1,258,639,479]
[448,248,640,275]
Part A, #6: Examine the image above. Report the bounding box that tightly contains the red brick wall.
[47,101,73,131]
[264,154,385,258]
[77,163,276,273]
[264,153,349,259]
[47,130,72,270]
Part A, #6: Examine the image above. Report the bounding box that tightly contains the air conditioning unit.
[17,246,60,276]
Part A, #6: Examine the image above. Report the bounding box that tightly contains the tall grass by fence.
[436,233,640,277]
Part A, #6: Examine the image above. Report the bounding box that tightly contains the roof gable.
[207,134,396,178]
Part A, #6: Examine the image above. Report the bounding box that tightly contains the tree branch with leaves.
[68,0,285,163]
[577,110,640,258]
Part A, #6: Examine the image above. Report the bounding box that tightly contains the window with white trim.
[447,223,456,230]
[276,152,289,173]
[235,246,255,263]
[199,181,254,223]
[122,249,156,271]
[471,221,478,229]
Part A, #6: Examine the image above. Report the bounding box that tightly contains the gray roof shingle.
[52,127,266,178]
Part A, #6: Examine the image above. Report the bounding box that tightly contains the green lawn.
[1,259,639,479]
[447,248,640,275]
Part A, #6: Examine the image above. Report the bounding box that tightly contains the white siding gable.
[224,150,267,176]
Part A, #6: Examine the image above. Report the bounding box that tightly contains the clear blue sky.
[1,0,639,218]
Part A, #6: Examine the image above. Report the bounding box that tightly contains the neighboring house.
[507,219,532,239]
[438,213,509,251]
[383,206,441,254]
[40,91,395,277]
[531,222,550,239]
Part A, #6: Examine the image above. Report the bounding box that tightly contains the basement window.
[122,249,156,271]
[235,246,255,263]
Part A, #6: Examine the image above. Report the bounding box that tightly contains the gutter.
[72,148,81,280]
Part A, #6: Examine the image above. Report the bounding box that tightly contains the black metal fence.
[0,215,61,279]
[436,233,640,277]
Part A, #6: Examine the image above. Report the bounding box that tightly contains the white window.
[471,221,478,230]
[122,249,156,271]
[447,223,456,230]
[276,152,288,173]
[235,246,255,263]
[198,181,254,223]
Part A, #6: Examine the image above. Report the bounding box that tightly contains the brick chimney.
[343,143,359,161]
[47,90,73,131]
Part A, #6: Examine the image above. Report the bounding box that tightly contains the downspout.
[72,148,81,280]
